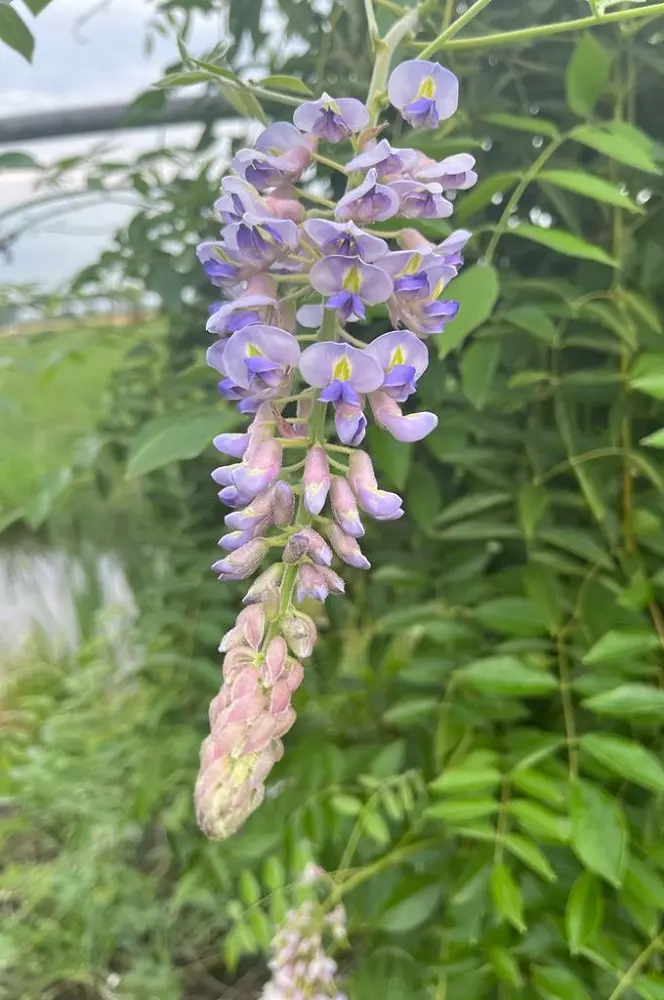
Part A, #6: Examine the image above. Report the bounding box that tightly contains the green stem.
[418,0,495,59]
[366,4,423,124]
[607,932,664,1000]
[414,1,664,53]
[484,132,565,264]
[364,0,381,49]
[312,151,348,174]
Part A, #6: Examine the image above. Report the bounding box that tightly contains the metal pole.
[0,95,235,145]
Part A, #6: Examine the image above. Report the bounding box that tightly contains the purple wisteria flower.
[194,55,475,844]
[232,122,314,191]
[366,329,429,402]
[388,59,459,129]
[382,249,455,302]
[223,213,300,267]
[309,254,393,323]
[214,176,268,224]
[413,152,478,190]
[345,138,418,180]
[299,342,383,445]
[390,179,453,219]
[293,92,368,141]
[207,325,300,410]
[303,218,388,261]
[336,168,399,224]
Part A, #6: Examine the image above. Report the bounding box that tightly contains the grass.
[0,318,165,516]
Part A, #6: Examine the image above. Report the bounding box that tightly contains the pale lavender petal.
[336,168,399,224]
[255,121,311,155]
[335,402,367,446]
[297,303,325,328]
[309,255,352,295]
[390,180,453,219]
[366,330,429,379]
[388,60,459,128]
[214,432,250,458]
[206,340,227,375]
[222,326,300,389]
[345,139,419,179]
[299,342,383,393]
[293,93,368,141]
[214,176,266,223]
[414,152,478,189]
[303,219,388,262]
[206,294,276,336]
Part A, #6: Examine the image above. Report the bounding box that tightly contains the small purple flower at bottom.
[223,213,299,267]
[309,254,393,324]
[299,342,383,446]
[336,168,399,224]
[370,390,438,442]
[388,59,459,129]
[293,92,369,141]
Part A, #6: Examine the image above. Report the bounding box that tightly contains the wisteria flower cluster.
[195,59,475,839]
[261,899,347,1000]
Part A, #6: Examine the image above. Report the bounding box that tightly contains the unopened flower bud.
[327,523,371,569]
[296,563,330,602]
[243,563,283,604]
[291,527,333,567]
[261,636,288,685]
[222,645,257,682]
[281,609,318,658]
[272,480,294,526]
[303,446,331,515]
[232,439,282,500]
[212,538,268,580]
[348,450,403,520]
[330,476,364,538]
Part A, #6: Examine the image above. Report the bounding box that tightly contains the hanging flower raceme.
[193,58,474,840]
[261,897,348,999]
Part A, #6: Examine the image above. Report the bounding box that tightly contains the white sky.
[0,0,229,287]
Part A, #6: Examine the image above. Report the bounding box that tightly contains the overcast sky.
[0,0,227,288]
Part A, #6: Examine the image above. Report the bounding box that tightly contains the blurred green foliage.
[2,0,664,997]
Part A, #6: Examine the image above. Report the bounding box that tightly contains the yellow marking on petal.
[418,77,436,99]
[342,267,362,294]
[388,346,406,370]
[247,344,265,357]
[433,278,447,298]
[256,224,280,245]
[402,254,422,275]
[323,98,341,114]
[332,354,352,382]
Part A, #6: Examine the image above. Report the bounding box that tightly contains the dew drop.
[491,192,504,205]
[481,137,493,152]
[637,188,652,205]
[529,104,540,115]
[507,215,520,229]
[532,136,544,149]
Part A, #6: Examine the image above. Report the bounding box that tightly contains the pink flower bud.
[225,489,275,531]
[232,439,282,500]
[326,523,371,570]
[243,563,283,604]
[319,567,345,594]
[398,227,434,252]
[234,603,266,650]
[242,713,277,753]
[281,610,317,659]
[226,691,266,724]
[330,476,364,538]
[262,636,288,685]
[231,665,259,701]
[273,480,295,526]
[245,274,277,298]
[264,194,306,222]
[270,678,292,715]
[272,706,297,739]
[284,658,304,692]
[303,446,331,515]
[222,645,257,681]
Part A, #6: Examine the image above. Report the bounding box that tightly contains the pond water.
[0,547,137,661]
